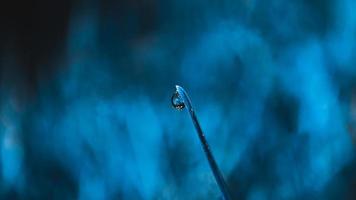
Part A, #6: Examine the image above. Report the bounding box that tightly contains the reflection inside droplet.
[171,91,185,110]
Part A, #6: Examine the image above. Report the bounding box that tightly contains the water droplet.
[171,91,185,110]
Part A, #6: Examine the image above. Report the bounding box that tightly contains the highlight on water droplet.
[171,91,185,110]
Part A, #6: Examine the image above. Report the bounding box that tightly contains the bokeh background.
[1,0,356,199]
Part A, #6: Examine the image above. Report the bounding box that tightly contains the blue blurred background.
[0,0,356,199]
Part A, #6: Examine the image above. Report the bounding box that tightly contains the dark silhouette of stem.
[174,85,231,200]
